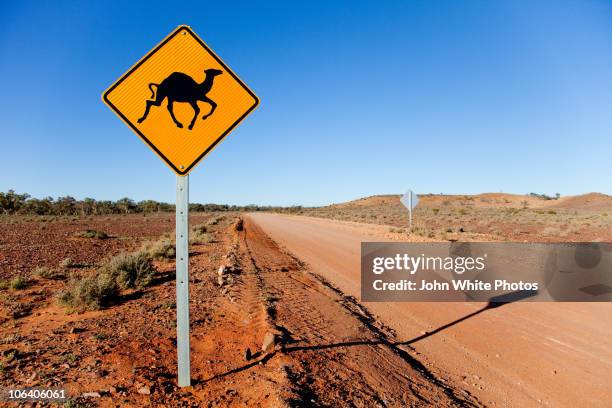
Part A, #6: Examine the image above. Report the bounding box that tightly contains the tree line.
[0,190,304,216]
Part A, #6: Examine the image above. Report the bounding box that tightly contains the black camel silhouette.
[137,68,223,130]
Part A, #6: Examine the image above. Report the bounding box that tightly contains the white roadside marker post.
[401,190,419,232]
[176,174,190,387]
[408,192,413,230]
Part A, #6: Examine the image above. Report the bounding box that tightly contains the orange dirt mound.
[549,193,612,211]
[328,194,398,208]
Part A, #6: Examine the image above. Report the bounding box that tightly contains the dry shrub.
[58,272,119,311]
[141,240,175,260]
[75,229,109,239]
[59,258,74,268]
[207,215,224,226]
[10,276,28,290]
[33,266,65,280]
[193,224,207,234]
[190,224,213,244]
[58,252,155,310]
[101,252,155,290]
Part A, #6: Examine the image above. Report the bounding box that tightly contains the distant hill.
[326,192,612,211]
[550,193,612,211]
[297,192,612,241]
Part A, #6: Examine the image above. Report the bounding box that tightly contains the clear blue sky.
[1,0,611,206]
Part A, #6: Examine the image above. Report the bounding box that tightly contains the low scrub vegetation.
[74,229,109,239]
[33,266,65,280]
[101,252,155,290]
[389,227,405,233]
[193,224,207,234]
[60,258,75,268]
[141,240,175,260]
[10,276,28,290]
[190,224,213,244]
[206,215,224,226]
[58,272,119,311]
[58,252,156,311]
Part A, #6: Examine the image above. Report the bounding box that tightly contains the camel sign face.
[103,26,259,175]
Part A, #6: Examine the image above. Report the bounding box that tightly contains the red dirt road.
[248,213,612,407]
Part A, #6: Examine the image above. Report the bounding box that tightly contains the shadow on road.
[200,290,536,384]
[286,289,537,352]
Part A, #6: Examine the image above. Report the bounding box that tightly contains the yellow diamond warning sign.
[102,25,259,175]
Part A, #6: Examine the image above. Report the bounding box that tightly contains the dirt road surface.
[232,217,478,406]
[248,213,612,407]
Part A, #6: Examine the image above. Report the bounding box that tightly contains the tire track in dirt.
[213,219,300,406]
[235,216,481,407]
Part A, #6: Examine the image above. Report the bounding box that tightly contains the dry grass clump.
[58,272,119,311]
[10,276,28,290]
[101,252,155,290]
[190,225,213,244]
[58,252,155,311]
[193,224,207,234]
[33,266,65,280]
[60,258,75,268]
[207,215,224,226]
[74,229,109,239]
[141,240,175,260]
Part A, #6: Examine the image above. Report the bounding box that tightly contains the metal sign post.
[176,175,190,387]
